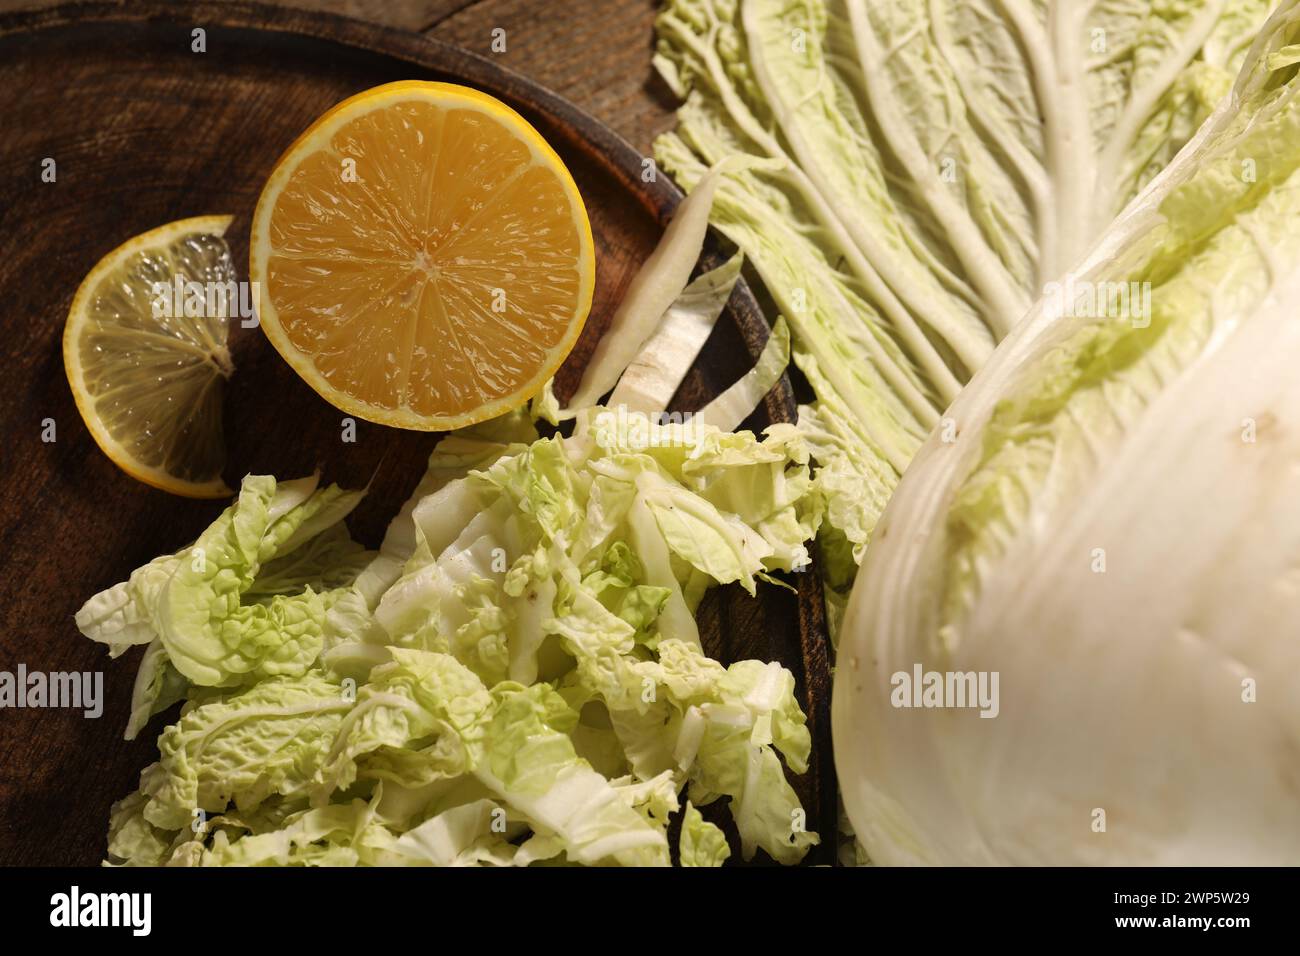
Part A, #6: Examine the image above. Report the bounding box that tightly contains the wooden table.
[0,0,679,152]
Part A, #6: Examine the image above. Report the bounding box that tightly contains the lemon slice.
[64,215,235,498]
[250,80,596,431]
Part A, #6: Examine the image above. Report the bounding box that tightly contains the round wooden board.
[0,0,834,865]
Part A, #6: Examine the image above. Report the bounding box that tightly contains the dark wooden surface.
[0,1,835,865]
[0,0,681,153]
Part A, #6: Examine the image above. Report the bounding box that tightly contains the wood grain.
[0,0,682,154]
[0,0,834,866]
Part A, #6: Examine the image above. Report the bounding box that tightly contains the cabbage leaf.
[834,0,1300,865]
[655,0,1276,574]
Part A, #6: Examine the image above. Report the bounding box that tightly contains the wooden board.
[0,0,834,866]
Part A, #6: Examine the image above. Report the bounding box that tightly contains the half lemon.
[250,81,596,431]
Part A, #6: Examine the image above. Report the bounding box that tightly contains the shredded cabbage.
[87,413,822,866]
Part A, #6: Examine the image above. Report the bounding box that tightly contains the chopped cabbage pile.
[81,411,823,866]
